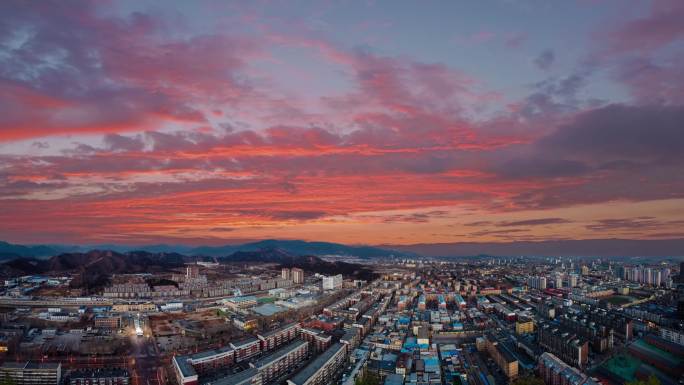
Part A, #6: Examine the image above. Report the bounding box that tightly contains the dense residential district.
[0,254,683,385]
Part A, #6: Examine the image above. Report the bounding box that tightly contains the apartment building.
[287,342,348,385]
[299,327,332,352]
[527,276,547,290]
[292,268,305,284]
[538,352,599,385]
[94,315,121,329]
[559,314,614,353]
[231,336,262,362]
[251,339,309,383]
[660,327,684,346]
[173,345,236,385]
[111,302,157,313]
[484,335,518,380]
[538,323,589,368]
[282,268,292,280]
[322,275,343,290]
[515,317,535,335]
[0,361,62,385]
[68,368,130,385]
[210,368,261,385]
[257,322,300,351]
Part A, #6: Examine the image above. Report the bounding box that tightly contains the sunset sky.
[0,0,683,246]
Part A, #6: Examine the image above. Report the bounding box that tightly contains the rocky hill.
[1,250,188,292]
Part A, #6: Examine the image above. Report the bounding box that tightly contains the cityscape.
[1,1,684,385]
[0,246,682,385]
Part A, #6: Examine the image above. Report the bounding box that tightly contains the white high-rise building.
[322,274,343,290]
[554,274,564,289]
[650,269,662,286]
[527,276,547,290]
[643,268,653,285]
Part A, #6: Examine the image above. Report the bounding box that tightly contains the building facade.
[287,342,348,385]
[0,361,61,385]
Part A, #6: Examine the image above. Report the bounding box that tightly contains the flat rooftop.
[288,343,346,385]
[201,367,258,385]
[189,344,235,362]
[252,339,308,369]
[0,361,60,370]
[258,322,299,338]
[230,335,260,348]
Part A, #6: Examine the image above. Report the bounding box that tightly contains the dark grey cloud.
[104,134,145,152]
[540,104,684,161]
[534,50,555,70]
[463,221,492,227]
[209,227,235,232]
[488,102,684,209]
[463,218,571,228]
[32,141,49,149]
[585,217,684,232]
[269,211,329,221]
[359,210,451,224]
[494,157,590,179]
[468,228,529,237]
[494,103,684,179]
[498,218,572,227]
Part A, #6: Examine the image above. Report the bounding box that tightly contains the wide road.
[129,327,167,385]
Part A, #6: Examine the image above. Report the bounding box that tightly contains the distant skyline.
[0,0,683,245]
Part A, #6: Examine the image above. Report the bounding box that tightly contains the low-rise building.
[0,361,61,385]
[94,315,121,329]
[223,296,258,311]
[68,368,130,385]
[111,302,156,313]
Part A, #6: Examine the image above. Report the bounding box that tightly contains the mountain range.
[2,238,684,261]
[0,248,377,292]
[0,239,410,260]
[1,249,188,291]
[388,238,684,257]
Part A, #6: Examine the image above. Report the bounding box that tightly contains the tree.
[627,375,661,385]
[512,376,545,385]
[355,372,380,385]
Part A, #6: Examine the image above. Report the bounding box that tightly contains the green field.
[601,354,640,381]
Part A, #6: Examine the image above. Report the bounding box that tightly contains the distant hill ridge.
[1,249,188,292]
[0,239,410,260]
[2,238,684,260]
[1,247,377,289]
[387,238,684,257]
